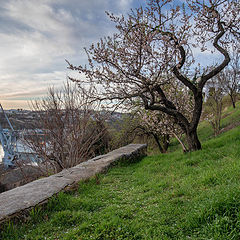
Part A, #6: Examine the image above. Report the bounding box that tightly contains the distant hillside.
[0,110,125,130]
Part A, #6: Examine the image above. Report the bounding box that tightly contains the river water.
[0,142,39,165]
[0,142,33,162]
[0,144,3,162]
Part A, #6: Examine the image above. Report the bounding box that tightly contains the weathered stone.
[0,144,147,225]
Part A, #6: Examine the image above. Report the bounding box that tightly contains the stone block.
[0,144,147,225]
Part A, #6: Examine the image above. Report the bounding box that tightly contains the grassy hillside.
[1,104,240,240]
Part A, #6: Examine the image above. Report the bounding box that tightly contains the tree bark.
[162,135,169,153]
[146,96,203,152]
[185,128,202,151]
[152,133,166,153]
[185,91,203,151]
[230,94,236,108]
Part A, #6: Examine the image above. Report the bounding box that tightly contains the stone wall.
[0,144,147,226]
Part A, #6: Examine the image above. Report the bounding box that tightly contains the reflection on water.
[0,142,36,163]
[0,144,3,162]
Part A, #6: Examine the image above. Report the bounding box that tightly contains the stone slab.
[0,144,147,225]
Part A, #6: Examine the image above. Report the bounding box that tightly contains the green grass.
[1,106,240,240]
[221,102,240,128]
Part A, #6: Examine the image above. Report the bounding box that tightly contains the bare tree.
[204,77,224,136]
[68,0,239,151]
[219,46,240,108]
[24,82,109,173]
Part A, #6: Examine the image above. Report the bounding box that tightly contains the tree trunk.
[230,94,236,108]
[145,88,203,152]
[185,91,203,151]
[185,129,202,151]
[152,133,166,153]
[162,135,169,153]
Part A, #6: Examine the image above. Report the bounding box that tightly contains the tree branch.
[161,31,198,94]
[199,12,230,88]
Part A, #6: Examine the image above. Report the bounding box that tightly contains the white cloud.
[0,71,67,100]
[0,0,141,109]
[0,1,77,72]
[2,0,73,33]
[118,0,133,10]
[0,31,74,73]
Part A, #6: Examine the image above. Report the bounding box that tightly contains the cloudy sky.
[0,0,147,109]
[0,0,224,110]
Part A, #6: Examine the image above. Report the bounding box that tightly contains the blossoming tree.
[135,109,188,153]
[68,0,239,151]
